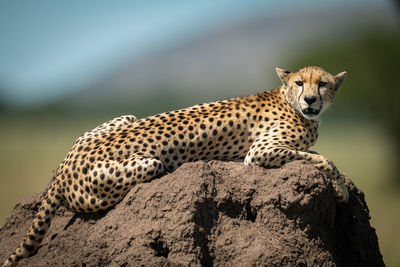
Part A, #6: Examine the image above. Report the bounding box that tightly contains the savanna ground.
[0,112,399,266]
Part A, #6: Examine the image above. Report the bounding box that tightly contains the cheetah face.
[276,66,346,120]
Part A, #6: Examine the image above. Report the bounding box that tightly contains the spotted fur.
[2,66,348,266]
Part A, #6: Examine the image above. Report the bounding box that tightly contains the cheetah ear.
[275,68,291,86]
[334,71,346,90]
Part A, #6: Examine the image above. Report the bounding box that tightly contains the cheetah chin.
[301,107,320,119]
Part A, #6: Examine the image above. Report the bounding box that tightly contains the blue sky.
[0,0,393,107]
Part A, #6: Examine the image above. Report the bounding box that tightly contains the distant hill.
[58,7,397,117]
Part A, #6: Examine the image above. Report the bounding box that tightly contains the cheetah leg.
[296,150,348,202]
[244,141,348,202]
[64,156,165,212]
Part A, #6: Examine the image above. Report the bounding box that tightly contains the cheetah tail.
[1,186,62,267]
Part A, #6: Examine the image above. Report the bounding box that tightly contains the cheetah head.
[276,66,346,120]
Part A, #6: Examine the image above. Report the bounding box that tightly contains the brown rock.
[0,160,384,266]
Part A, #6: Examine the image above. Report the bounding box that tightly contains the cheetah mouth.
[302,107,320,117]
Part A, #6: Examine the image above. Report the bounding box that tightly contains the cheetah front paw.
[332,176,349,203]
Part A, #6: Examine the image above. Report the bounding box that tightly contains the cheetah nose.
[304,95,317,105]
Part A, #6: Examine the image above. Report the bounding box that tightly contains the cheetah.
[2,66,348,266]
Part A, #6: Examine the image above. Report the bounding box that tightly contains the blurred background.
[0,0,399,265]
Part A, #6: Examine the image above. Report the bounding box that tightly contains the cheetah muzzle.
[2,66,349,267]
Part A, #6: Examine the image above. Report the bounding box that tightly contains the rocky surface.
[0,160,384,266]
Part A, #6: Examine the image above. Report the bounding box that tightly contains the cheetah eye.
[295,81,303,86]
[318,81,327,87]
